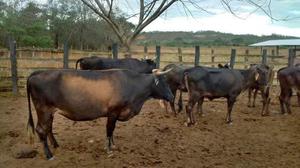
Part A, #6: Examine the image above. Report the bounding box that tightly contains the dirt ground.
[0,88,300,168]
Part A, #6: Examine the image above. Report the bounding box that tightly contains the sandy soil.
[0,89,300,168]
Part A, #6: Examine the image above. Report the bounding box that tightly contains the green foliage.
[136,31,298,47]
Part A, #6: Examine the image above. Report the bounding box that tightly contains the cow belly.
[57,102,108,121]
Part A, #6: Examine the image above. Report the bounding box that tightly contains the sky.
[125,0,300,37]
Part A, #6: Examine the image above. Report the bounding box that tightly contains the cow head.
[151,69,174,102]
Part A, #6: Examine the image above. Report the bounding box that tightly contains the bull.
[277,66,300,114]
[183,66,258,126]
[75,57,156,73]
[27,69,173,160]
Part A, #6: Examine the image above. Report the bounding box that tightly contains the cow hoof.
[107,151,114,158]
[184,122,192,127]
[48,156,55,161]
[111,145,117,150]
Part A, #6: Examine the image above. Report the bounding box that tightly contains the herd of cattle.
[26,56,300,160]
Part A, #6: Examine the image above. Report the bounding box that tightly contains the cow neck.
[135,74,154,103]
[240,69,255,90]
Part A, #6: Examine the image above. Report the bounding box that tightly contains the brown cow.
[27,69,173,159]
[277,66,300,114]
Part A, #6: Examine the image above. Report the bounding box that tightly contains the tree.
[80,0,288,57]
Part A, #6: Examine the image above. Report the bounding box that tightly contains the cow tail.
[75,58,83,69]
[27,77,35,144]
[184,72,190,97]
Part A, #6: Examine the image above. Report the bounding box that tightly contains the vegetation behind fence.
[0,46,295,95]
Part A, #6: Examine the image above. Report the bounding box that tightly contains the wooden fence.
[0,45,298,95]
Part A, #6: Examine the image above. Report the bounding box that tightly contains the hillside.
[135,31,298,47]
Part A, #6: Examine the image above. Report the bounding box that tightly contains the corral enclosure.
[0,45,295,95]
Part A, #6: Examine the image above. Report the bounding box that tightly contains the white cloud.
[131,13,300,37]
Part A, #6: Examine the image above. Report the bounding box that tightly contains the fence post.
[194,45,200,67]
[230,48,236,69]
[261,49,267,65]
[244,49,249,69]
[211,49,215,67]
[271,49,275,61]
[144,45,148,59]
[288,48,295,67]
[112,43,118,59]
[63,41,69,69]
[9,39,18,95]
[155,45,160,68]
[178,47,182,63]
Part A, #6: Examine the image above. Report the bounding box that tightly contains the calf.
[277,66,300,114]
[183,66,258,126]
[247,64,274,116]
[27,69,173,159]
[75,56,156,73]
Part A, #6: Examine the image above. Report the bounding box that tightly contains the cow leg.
[177,90,183,113]
[279,95,286,114]
[247,88,252,107]
[106,116,117,156]
[35,106,55,160]
[252,89,258,107]
[48,114,59,148]
[261,87,270,116]
[170,89,177,116]
[226,98,235,124]
[196,97,204,117]
[286,89,293,114]
[185,98,197,127]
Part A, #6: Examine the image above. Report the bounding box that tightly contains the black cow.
[75,57,156,73]
[27,69,173,159]
[183,66,258,126]
[277,66,300,114]
[247,64,274,116]
[160,64,190,116]
[161,63,232,116]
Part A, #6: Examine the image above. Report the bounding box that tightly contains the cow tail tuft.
[27,77,35,144]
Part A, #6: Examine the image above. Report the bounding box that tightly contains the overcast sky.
[125,0,300,37]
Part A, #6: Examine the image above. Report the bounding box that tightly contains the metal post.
[194,45,200,67]
[63,41,69,69]
[112,43,118,59]
[155,45,160,68]
[230,49,236,69]
[261,49,267,65]
[288,48,295,67]
[9,39,18,95]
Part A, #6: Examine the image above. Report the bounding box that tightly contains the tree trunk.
[124,40,132,58]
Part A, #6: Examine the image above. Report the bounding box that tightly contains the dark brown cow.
[277,66,300,114]
[183,66,258,126]
[27,69,173,159]
[160,64,190,115]
[75,56,156,73]
[247,64,274,116]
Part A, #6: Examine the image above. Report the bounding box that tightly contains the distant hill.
[135,31,299,47]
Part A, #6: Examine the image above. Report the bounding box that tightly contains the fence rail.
[0,46,298,95]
